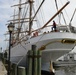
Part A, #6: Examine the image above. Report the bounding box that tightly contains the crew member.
[52,20,57,31]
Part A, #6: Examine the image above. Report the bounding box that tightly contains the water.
[55,65,76,75]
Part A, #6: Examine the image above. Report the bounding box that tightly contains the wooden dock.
[0,60,7,75]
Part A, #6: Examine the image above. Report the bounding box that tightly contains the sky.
[0,0,76,51]
[0,0,14,51]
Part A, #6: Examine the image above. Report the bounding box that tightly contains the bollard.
[18,66,26,75]
[12,64,17,75]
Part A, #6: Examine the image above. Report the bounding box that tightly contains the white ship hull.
[10,32,76,66]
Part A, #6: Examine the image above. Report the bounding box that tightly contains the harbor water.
[55,65,76,75]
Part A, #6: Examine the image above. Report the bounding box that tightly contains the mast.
[28,0,45,35]
[28,0,33,35]
[17,0,21,40]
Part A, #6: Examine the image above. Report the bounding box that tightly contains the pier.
[0,53,7,75]
[0,45,55,75]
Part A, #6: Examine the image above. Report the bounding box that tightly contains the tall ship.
[5,0,76,73]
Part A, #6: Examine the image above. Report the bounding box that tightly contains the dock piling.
[27,45,42,75]
[18,66,26,75]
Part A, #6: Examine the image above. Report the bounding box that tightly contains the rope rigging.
[54,0,61,24]
[16,1,29,40]
[69,8,76,25]
[60,0,70,21]
[60,12,67,25]
[33,6,41,29]
[30,0,45,30]
[20,4,29,28]
[32,0,45,30]
[37,0,45,26]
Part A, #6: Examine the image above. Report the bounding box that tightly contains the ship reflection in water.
[55,65,76,75]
